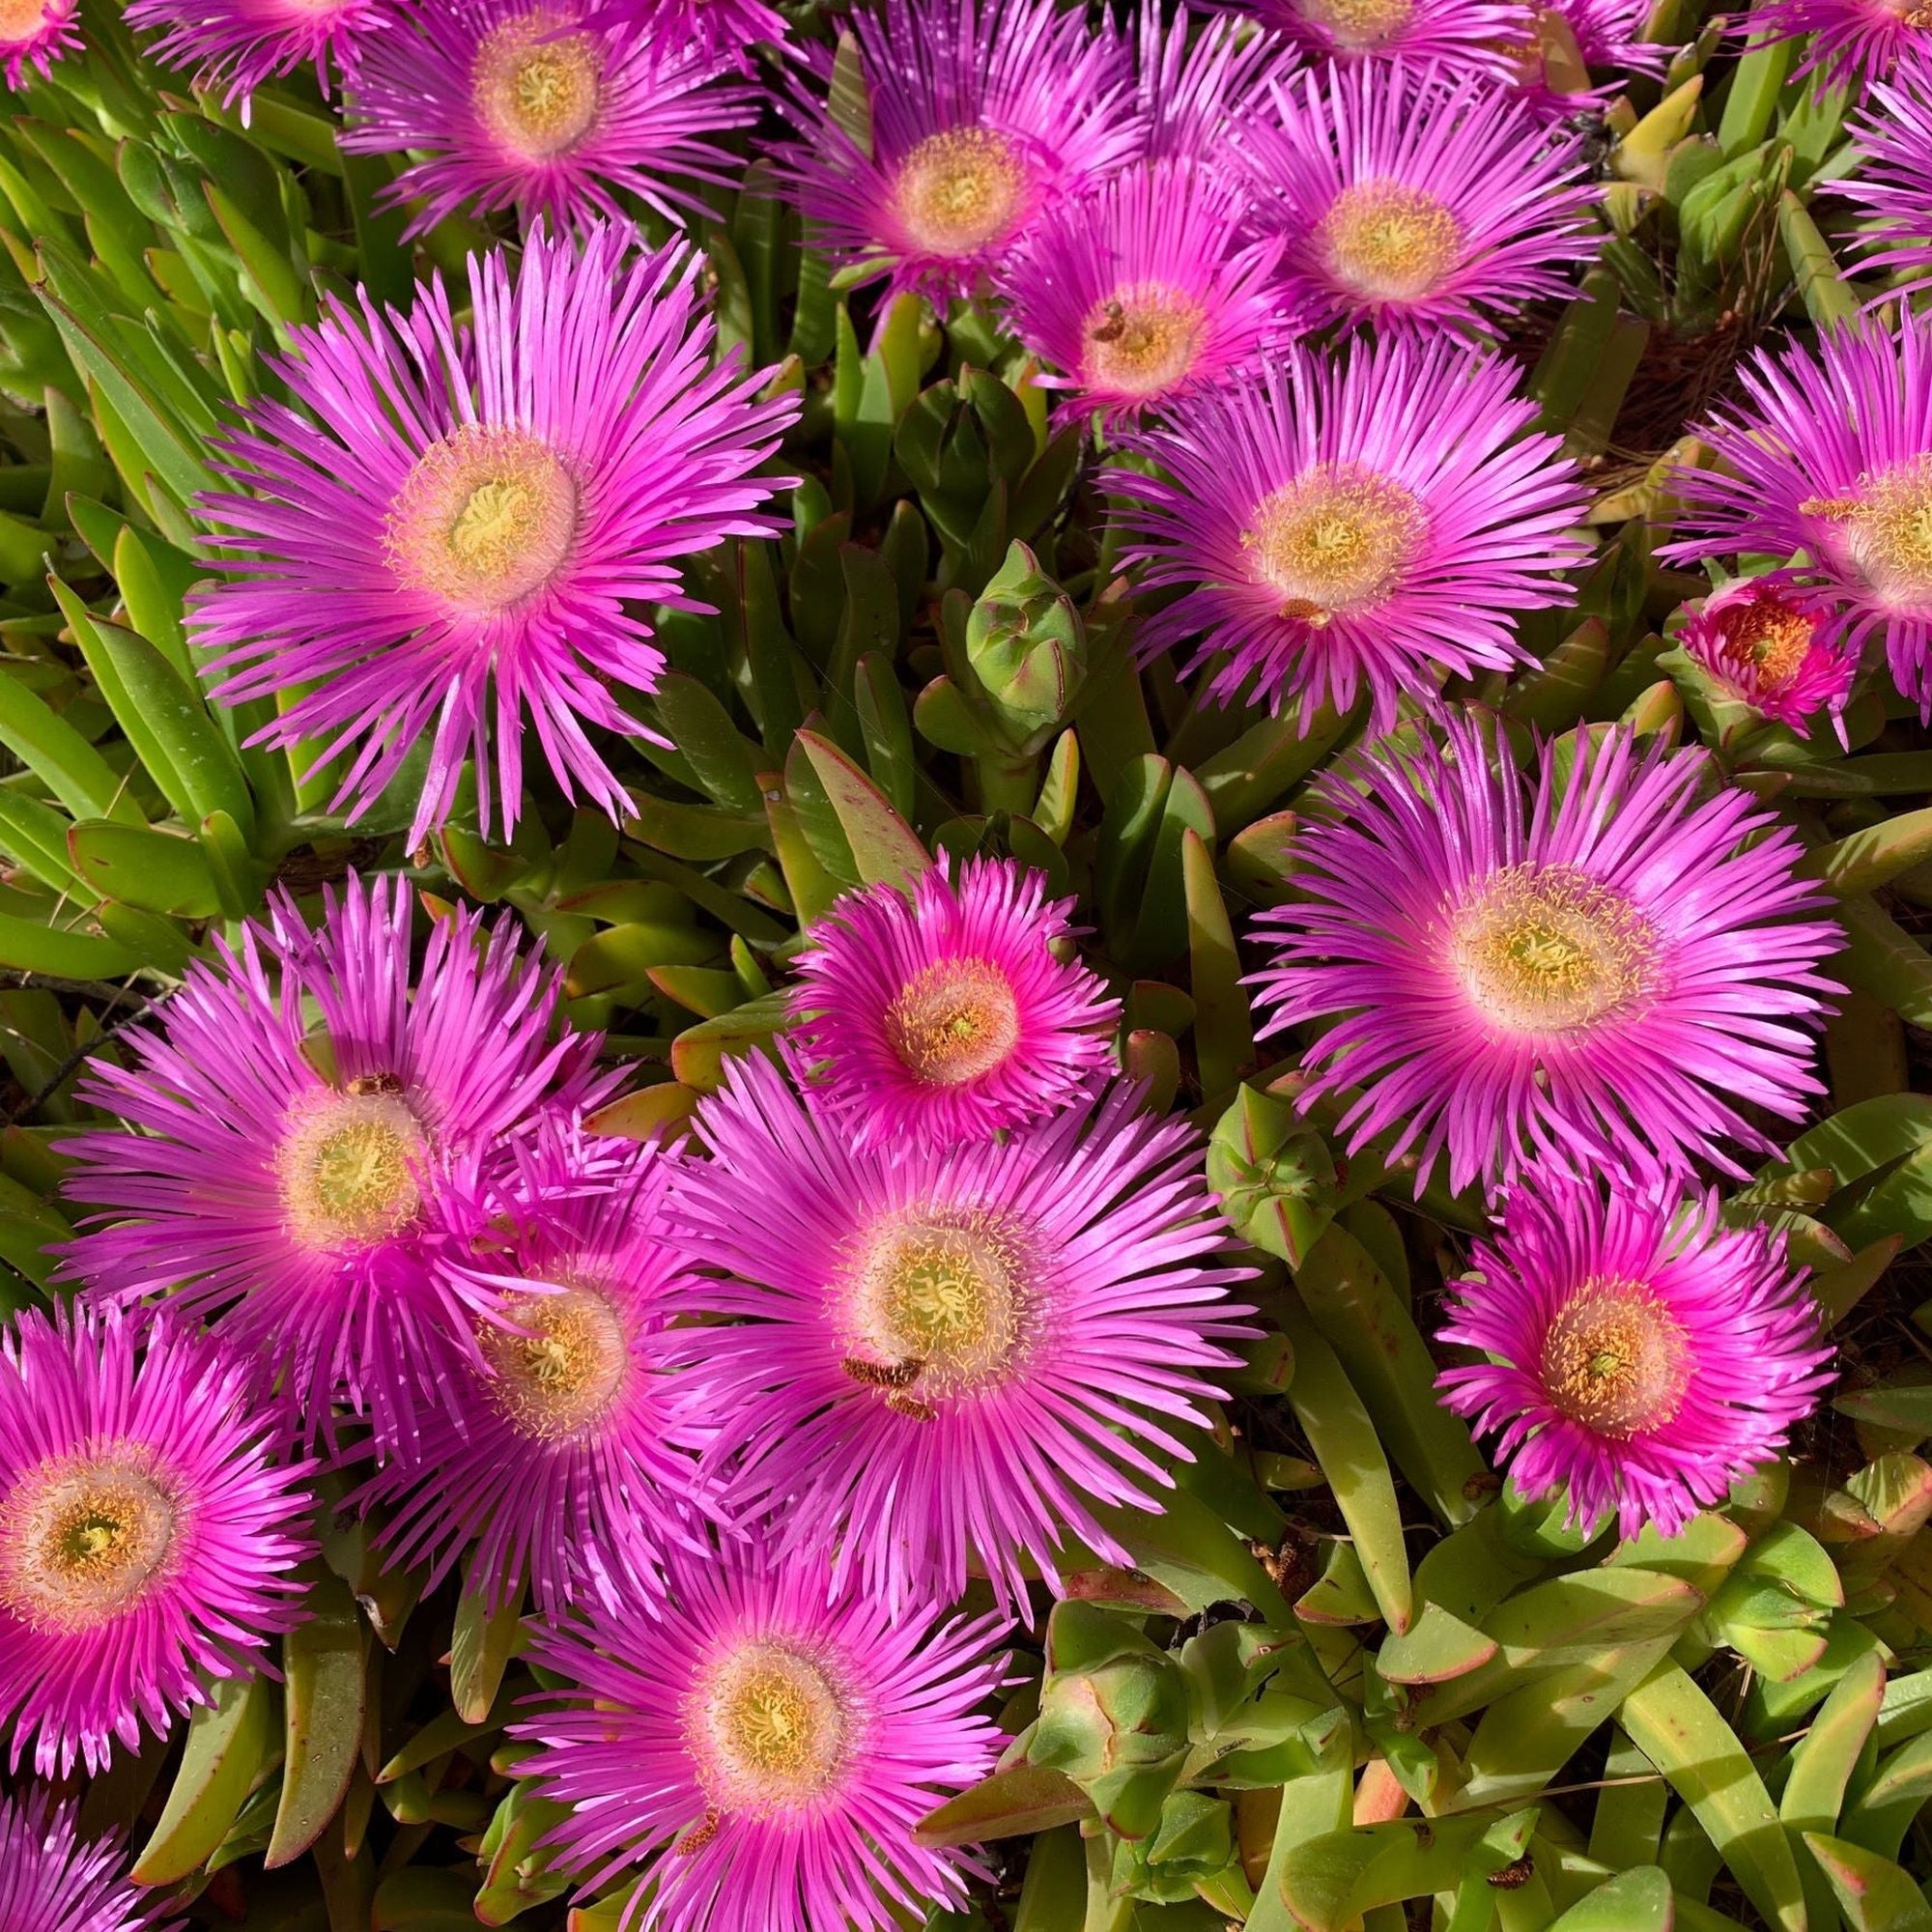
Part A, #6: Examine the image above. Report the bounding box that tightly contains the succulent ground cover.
[2,1,1932,1930]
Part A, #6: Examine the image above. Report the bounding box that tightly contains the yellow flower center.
[387,425,581,614]
[1318,182,1465,303]
[480,1286,630,1441]
[891,127,1028,258]
[1292,0,1416,49]
[690,1641,848,1815]
[1804,461,1932,607]
[1242,465,1427,625]
[882,956,1022,1088]
[845,1211,1030,1398]
[472,14,603,158]
[1450,863,1659,1036]
[0,1452,176,1634]
[1720,602,1817,691]
[278,1087,428,1249]
[1540,1281,1691,1437]
[1080,284,1207,398]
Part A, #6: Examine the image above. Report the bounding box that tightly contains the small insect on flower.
[0,1787,184,1932]
[126,0,382,105]
[1248,714,1842,1192]
[1239,59,1599,336]
[999,156,1293,423]
[788,856,1121,1149]
[1230,0,1538,82]
[1110,334,1590,727]
[1837,52,1932,296]
[1745,0,1932,88]
[775,0,1144,304]
[342,0,757,236]
[191,225,797,844]
[1665,312,1932,721]
[1678,574,1861,739]
[0,0,79,86]
[668,1053,1251,1608]
[353,1127,716,1612]
[1437,1175,1833,1539]
[61,873,609,1449]
[0,1305,313,1778]
[515,1535,1008,1932]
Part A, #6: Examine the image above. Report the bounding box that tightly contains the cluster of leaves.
[4,2,1932,1930]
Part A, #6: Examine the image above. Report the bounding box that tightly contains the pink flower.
[1438,1174,1833,1538]
[0,1787,182,1932]
[126,0,380,104]
[788,856,1121,1148]
[1746,0,1931,87]
[1229,0,1537,81]
[1679,573,1861,738]
[0,0,79,86]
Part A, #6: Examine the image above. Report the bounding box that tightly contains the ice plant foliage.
[1667,313,1932,718]
[342,0,757,235]
[1678,574,1861,737]
[355,1131,711,1611]
[1240,61,1599,334]
[0,1788,181,1932]
[193,225,796,843]
[0,1305,312,1777]
[1250,717,1841,1191]
[0,0,78,85]
[1237,0,1537,80]
[1437,1177,1833,1537]
[999,156,1293,421]
[516,1538,1006,1932]
[62,873,603,1447]
[669,1055,1250,1605]
[789,858,1119,1149]
[1111,336,1590,724]
[1839,53,1932,293]
[777,0,1143,302]
[125,0,380,106]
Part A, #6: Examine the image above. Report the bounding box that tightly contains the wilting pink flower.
[191,226,796,843]
[342,0,757,235]
[516,1535,1006,1932]
[0,1787,183,1932]
[1239,61,1598,335]
[1249,713,1841,1191]
[63,873,607,1449]
[1838,53,1932,296]
[0,0,79,85]
[789,857,1119,1148]
[126,0,380,103]
[668,1054,1250,1607]
[1746,0,1931,86]
[353,1128,713,1611]
[1111,335,1589,726]
[0,1305,313,1776]
[1232,0,1536,81]
[1679,573,1861,738]
[776,0,1143,304]
[1437,1175,1833,1538]
[1665,313,1932,720]
[999,157,1293,422]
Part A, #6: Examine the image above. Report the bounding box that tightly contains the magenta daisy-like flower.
[515,1535,1006,1932]
[998,157,1293,423]
[1135,2,1292,160]
[0,0,78,85]
[668,1054,1250,1606]
[192,226,796,846]
[1839,54,1932,295]
[125,0,381,107]
[354,1128,712,1612]
[1747,0,1931,86]
[1436,1176,1833,1538]
[341,0,757,236]
[1239,61,1598,335]
[787,856,1121,1150]
[1678,573,1861,739]
[1249,715,1841,1192]
[1110,336,1589,725]
[776,0,1143,304]
[62,873,607,1449]
[0,1304,313,1777]
[1234,0,1536,81]
[598,0,790,67]
[1664,314,1932,720]
[0,1788,182,1932]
